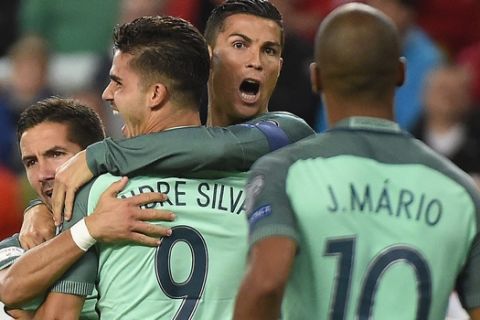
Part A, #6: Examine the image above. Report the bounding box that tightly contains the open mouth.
[239,79,260,103]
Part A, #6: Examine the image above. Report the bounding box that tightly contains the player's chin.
[235,103,263,119]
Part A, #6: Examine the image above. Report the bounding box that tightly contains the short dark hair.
[17,97,105,149]
[113,15,210,105]
[205,0,284,48]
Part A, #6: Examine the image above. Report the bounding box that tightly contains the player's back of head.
[113,15,210,106]
[314,3,401,103]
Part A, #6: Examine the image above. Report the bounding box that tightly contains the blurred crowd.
[1,0,480,239]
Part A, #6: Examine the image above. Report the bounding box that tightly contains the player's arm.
[234,237,296,320]
[0,234,24,272]
[233,153,300,319]
[52,112,315,220]
[456,183,480,320]
[0,178,169,306]
[0,226,90,306]
[0,229,89,316]
[0,235,27,306]
[86,112,313,177]
[459,235,480,320]
[19,200,55,250]
[31,193,100,319]
[0,234,40,316]
[33,293,84,320]
[32,214,98,319]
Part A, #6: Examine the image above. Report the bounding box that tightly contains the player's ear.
[310,62,322,94]
[396,57,406,87]
[208,45,213,61]
[148,83,168,110]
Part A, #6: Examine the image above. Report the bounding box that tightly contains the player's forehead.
[20,122,79,156]
[110,51,138,80]
[218,13,282,45]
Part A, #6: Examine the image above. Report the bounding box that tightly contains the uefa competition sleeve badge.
[245,174,265,214]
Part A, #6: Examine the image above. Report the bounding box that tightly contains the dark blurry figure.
[412,65,480,184]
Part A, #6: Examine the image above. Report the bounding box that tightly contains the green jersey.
[246,117,480,320]
[0,234,98,319]
[53,171,248,319]
[47,111,312,318]
[86,111,314,177]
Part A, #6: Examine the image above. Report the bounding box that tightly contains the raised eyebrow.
[21,155,36,163]
[229,33,252,43]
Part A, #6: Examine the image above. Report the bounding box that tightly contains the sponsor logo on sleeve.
[0,247,24,263]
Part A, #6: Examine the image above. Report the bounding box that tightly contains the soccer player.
[14,0,312,249]
[9,16,251,319]
[0,98,105,318]
[5,0,309,303]
[234,3,480,320]
[48,0,314,222]
[0,97,168,318]
[4,0,314,315]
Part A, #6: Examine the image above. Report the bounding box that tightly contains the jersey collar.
[332,117,402,134]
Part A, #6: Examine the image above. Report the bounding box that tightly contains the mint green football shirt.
[54,171,248,319]
[47,111,313,318]
[246,117,480,320]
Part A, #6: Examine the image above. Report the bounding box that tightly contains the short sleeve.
[245,153,300,247]
[50,181,98,296]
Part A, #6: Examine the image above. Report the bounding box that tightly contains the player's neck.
[128,107,201,137]
[325,94,394,127]
[206,102,236,127]
[207,108,229,127]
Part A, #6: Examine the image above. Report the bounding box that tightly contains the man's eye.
[110,80,121,87]
[233,42,245,49]
[25,160,36,168]
[265,47,277,56]
[52,152,65,158]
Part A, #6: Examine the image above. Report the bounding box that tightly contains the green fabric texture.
[246,117,480,319]
[86,111,314,176]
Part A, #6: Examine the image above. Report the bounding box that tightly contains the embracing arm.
[33,293,84,320]
[19,201,55,250]
[0,229,87,306]
[0,201,57,305]
[86,112,314,177]
[0,235,38,315]
[0,178,169,306]
[53,112,314,217]
[0,273,34,319]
